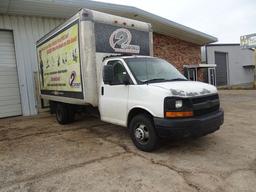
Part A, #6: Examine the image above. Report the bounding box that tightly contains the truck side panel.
[36,19,86,103]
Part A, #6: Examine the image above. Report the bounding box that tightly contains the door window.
[107,60,128,85]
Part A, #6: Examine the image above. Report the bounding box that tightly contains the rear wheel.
[129,114,159,152]
[56,103,70,124]
[67,107,75,123]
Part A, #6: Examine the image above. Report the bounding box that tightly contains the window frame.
[105,59,133,86]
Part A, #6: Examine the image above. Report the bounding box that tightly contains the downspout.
[254,49,256,88]
[205,45,208,64]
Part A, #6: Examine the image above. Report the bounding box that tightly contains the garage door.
[0,31,22,118]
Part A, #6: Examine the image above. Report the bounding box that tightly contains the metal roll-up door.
[215,52,228,86]
[0,31,22,118]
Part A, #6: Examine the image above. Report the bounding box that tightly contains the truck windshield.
[124,57,187,84]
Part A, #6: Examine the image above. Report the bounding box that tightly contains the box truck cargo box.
[36,9,223,152]
[36,9,153,106]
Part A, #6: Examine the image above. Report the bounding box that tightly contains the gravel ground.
[0,90,256,192]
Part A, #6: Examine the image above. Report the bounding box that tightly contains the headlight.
[164,97,193,118]
[175,100,183,109]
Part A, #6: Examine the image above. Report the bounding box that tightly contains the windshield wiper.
[142,78,167,84]
[142,78,187,84]
[166,78,188,82]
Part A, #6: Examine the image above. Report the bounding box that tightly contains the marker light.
[165,111,193,118]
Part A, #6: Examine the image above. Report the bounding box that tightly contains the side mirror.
[103,65,113,84]
[122,72,130,85]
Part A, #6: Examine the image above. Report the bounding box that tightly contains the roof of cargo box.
[0,0,217,45]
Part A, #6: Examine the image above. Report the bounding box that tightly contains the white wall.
[0,15,64,116]
[206,45,254,86]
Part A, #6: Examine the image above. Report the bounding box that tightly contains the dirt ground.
[0,90,256,192]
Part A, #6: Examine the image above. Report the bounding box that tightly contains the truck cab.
[100,55,224,151]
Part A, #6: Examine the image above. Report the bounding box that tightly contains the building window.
[208,68,216,86]
[185,68,197,81]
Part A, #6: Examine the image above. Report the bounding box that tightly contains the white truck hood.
[149,81,217,97]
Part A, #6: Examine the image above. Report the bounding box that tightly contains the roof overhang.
[0,0,218,45]
[184,64,217,68]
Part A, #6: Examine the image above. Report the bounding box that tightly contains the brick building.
[0,0,217,117]
[153,33,201,73]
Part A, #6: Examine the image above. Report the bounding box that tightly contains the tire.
[129,114,159,152]
[49,101,56,114]
[68,108,75,123]
[56,103,69,124]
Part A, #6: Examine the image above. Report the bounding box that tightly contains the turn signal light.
[165,111,193,118]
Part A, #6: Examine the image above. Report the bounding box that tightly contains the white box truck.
[36,9,224,151]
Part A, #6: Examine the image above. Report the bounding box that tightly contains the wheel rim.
[134,124,149,144]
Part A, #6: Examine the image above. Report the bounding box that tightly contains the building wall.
[0,15,64,116]
[153,33,201,74]
[206,45,254,86]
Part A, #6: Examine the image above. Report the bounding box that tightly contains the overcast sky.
[95,0,256,43]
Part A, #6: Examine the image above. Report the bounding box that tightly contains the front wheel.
[129,114,159,152]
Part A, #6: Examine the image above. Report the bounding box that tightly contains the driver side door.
[99,60,130,126]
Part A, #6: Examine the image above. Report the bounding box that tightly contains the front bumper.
[154,109,224,138]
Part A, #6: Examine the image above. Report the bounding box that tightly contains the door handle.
[101,86,104,95]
